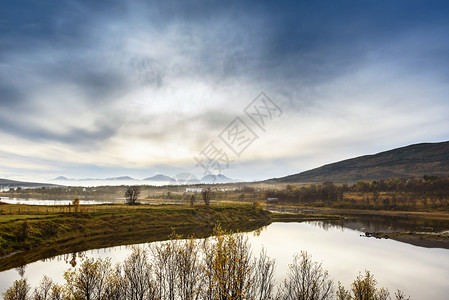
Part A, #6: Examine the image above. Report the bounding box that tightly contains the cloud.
[1,0,449,181]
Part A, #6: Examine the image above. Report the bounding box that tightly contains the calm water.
[0,197,114,205]
[1,222,448,299]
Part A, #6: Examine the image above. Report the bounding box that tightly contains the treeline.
[352,176,449,194]
[265,176,449,210]
[3,228,410,300]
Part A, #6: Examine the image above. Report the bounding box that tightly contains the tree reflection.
[15,264,26,278]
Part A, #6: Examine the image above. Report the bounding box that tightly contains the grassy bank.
[0,204,271,258]
[266,204,449,248]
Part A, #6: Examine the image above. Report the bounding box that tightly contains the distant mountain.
[50,173,239,185]
[272,141,449,184]
[201,174,237,183]
[0,178,58,188]
[53,176,136,182]
[105,176,135,181]
[144,174,173,181]
[53,176,71,181]
[168,173,200,185]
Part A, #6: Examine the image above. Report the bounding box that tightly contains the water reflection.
[251,225,268,237]
[302,215,449,235]
[15,265,26,278]
[1,221,449,299]
[0,197,115,205]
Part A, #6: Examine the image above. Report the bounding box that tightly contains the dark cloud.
[0,82,24,108]
[0,113,116,147]
[1,0,449,180]
[3,0,449,104]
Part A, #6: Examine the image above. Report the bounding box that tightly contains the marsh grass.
[0,203,271,260]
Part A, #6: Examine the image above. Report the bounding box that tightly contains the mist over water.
[52,179,170,187]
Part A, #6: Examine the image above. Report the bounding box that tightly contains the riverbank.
[266,204,449,219]
[267,204,449,248]
[3,201,448,272]
[0,204,269,257]
[363,230,449,249]
[0,203,347,271]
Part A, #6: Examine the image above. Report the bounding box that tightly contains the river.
[1,220,448,298]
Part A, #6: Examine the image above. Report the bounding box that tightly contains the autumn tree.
[47,284,67,300]
[122,247,155,300]
[64,257,111,300]
[32,276,53,300]
[102,265,125,300]
[250,248,276,300]
[337,270,410,300]
[151,237,181,299]
[279,251,334,300]
[72,198,80,213]
[395,290,412,300]
[202,226,253,299]
[174,237,202,300]
[2,278,30,300]
[337,281,352,300]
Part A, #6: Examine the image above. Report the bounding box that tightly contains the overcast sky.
[1,0,449,182]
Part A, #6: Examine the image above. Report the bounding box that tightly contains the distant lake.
[0,197,116,205]
[1,221,448,299]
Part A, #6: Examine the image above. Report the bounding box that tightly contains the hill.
[0,178,58,189]
[144,174,174,182]
[201,174,237,183]
[105,176,135,181]
[273,141,449,183]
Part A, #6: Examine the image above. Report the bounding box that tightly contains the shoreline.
[2,203,448,272]
[0,204,345,271]
[267,205,449,248]
[0,204,270,256]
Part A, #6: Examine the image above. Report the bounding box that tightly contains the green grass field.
[0,203,272,257]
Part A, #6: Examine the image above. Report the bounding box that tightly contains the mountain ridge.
[0,179,59,189]
[201,174,238,183]
[49,173,239,185]
[271,141,449,184]
[105,176,135,181]
[144,174,174,182]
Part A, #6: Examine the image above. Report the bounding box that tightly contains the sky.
[1,0,449,183]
